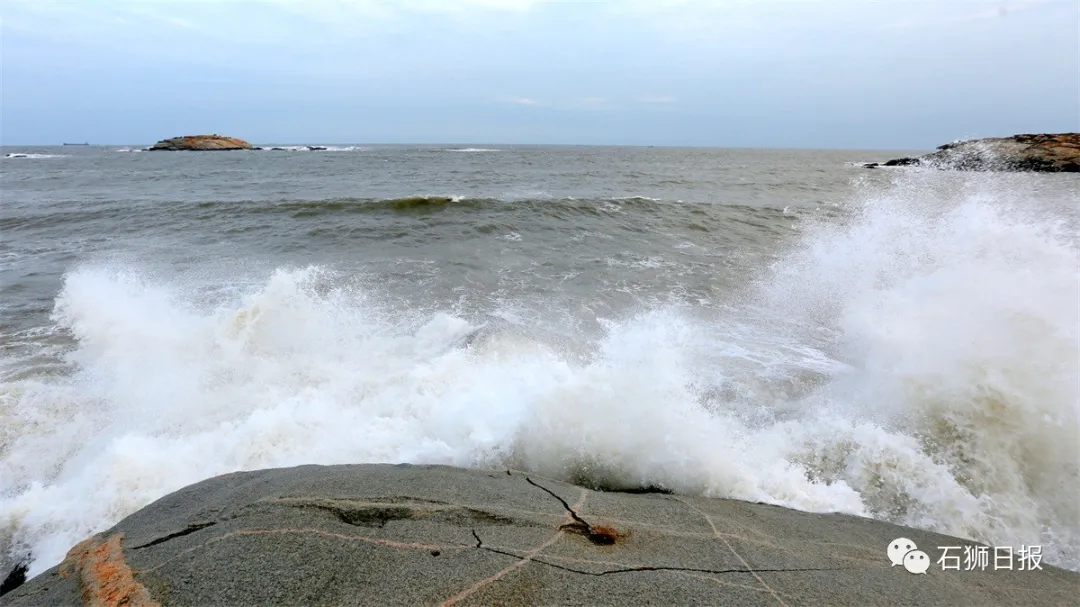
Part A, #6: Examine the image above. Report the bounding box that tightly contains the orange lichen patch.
[59,533,159,607]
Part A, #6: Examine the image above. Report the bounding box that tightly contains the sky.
[1,0,1077,149]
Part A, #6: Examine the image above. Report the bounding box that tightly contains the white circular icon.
[887,537,917,567]
[904,550,931,574]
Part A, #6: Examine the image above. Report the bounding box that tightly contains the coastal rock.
[882,157,921,167]
[4,464,1076,606]
[147,134,253,151]
[880,133,1080,172]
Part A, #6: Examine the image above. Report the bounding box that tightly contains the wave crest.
[1,176,1078,577]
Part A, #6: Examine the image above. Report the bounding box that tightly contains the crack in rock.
[133,522,218,550]
[525,477,622,545]
[470,529,851,578]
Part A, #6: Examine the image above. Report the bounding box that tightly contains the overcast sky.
[2,0,1077,148]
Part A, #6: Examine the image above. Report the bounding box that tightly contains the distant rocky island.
[143,135,340,152]
[867,133,1079,172]
[148,134,254,151]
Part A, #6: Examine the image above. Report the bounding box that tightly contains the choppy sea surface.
[1,143,1078,577]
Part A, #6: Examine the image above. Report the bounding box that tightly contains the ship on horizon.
[61,142,90,146]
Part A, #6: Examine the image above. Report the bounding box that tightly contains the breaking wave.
[3,154,68,160]
[1,178,1077,578]
[260,145,367,152]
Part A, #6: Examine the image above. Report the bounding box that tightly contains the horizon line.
[0,141,932,153]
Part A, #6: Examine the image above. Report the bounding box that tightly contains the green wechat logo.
[888,538,931,574]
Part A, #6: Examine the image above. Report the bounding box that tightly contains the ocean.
[1,144,1077,578]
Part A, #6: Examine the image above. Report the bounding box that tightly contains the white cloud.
[165,16,196,28]
[958,1,1055,23]
[500,96,546,106]
[577,96,609,107]
[884,18,918,29]
[881,0,1069,30]
[497,96,624,110]
[417,0,545,11]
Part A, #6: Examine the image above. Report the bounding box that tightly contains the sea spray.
[749,176,1080,566]
[2,176,1077,577]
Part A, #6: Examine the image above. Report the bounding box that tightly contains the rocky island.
[868,132,1080,172]
[147,134,254,151]
[2,464,1076,606]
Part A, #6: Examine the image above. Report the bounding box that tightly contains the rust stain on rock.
[560,521,628,546]
[60,533,159,607]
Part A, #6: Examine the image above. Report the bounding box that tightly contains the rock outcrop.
[3,464,1077,606]
[147,134,253,151]
[872,133,1080,172]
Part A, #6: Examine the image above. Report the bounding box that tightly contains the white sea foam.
[445,148,501,152]
[262,145,367,152]
[747,182,1079,564]
[1,180,1077,577]
[3,153,68,159]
